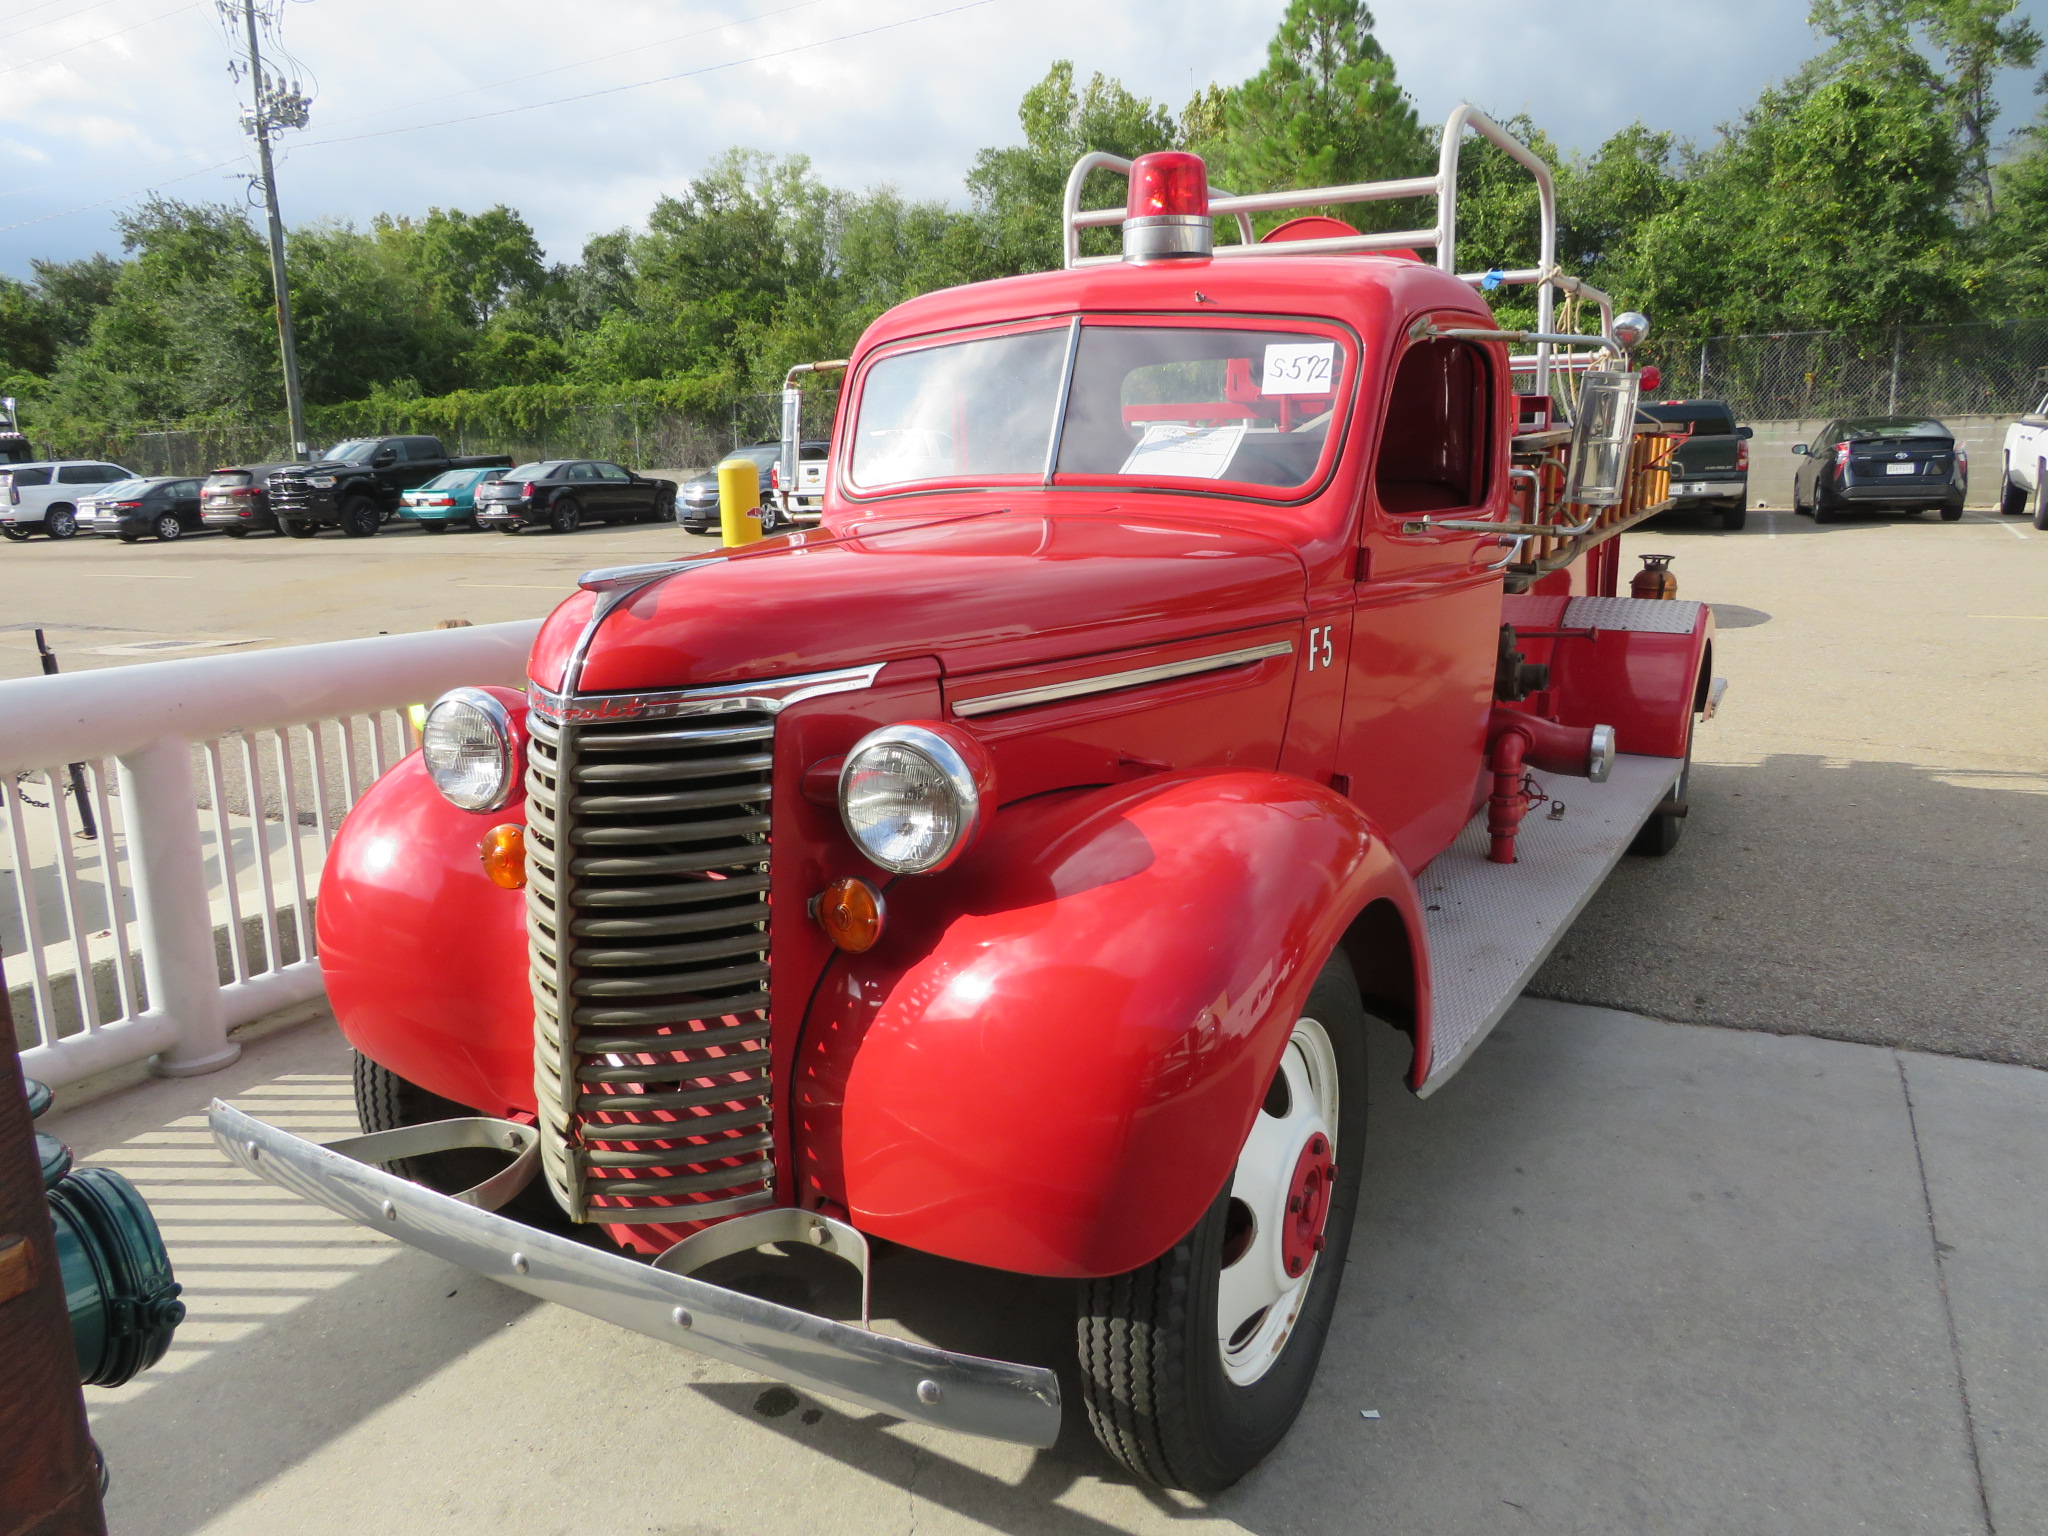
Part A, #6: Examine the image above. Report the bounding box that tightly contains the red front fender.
[793,771,1424,1279]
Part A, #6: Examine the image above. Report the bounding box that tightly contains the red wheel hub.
[1281,1132,1335,1279]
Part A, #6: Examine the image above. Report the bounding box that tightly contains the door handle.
[1473,534,1527,573]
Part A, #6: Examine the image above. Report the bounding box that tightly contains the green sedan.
[396,466,509,532]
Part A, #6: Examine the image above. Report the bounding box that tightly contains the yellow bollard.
[717,457,763,546]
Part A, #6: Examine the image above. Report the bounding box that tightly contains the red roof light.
[1126,152,1209,219]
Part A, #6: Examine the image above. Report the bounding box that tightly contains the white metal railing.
[1062,103,1618,396]
[1,621,540,1087]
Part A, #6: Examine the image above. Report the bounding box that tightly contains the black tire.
[153,512,182,542]
[1078,950,1368,1493]
[1717,503,1748,532]
[1939,499,1965,522]
[339,496,381,539]
[1811,491,1835,525]
[419,520,448,535]
[550,496,582,534]
[2000,465,2029,517]
[0,526,28,541]
[222,526,249,539]
[496,522,522,535]
[281,517,319,539]
[352,1053,564,1226]
[1629,720,1692,857]
[117,532,141,544]
[2036,464,2048,531]
[45,506,76,540]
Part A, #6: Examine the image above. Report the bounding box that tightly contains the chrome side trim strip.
[530,663,884,724]
[951,640,1295,719]
[210,1103,1063,1448]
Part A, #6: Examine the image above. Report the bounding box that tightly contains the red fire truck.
[214,106,1718,1491]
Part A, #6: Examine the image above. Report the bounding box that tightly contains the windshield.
[99,480,153,498]
[205,472,250,489]
[504,462,557,479]
[421,469,482,490]
[849,322,1348,496]
[324,439,384,462]
[1841,417,1947,439]
[1641,403,1736,436]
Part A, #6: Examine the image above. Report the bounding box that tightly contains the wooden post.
[0,957,108,1536]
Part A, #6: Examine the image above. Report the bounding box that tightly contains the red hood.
[529,506,1307,694]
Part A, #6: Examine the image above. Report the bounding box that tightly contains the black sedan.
[78,477,206,542]
[200,461,299,536]
[1792,417,1967,522]
[677,440,825,534]
[474,460,676,534]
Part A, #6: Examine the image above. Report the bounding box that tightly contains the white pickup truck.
[1998,394,2048,528]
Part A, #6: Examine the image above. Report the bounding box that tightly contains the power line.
[0,155,246,234]
[296,0,1002,151]
[0,0,132,45]
[318,0,838,131]
[0,0,200,77]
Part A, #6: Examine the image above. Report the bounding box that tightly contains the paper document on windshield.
[1119,422,1246,480]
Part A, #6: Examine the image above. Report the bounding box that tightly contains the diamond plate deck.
[1416,752,1681,1095]
[1561,596,1704,634]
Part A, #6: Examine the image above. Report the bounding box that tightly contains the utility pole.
[234,0,310,459]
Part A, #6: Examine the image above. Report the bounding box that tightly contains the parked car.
[266,436,513,538]
[474,459,676,534]
[0,395,34,466]
[1792,417,1967,522]
[1996,393,2048,530]
[78,477,206,542]
[397,466,511,533]
[1640,399,1750,530]
[0,460,137,541]
[199,461,300,537]
[676,441,825,534]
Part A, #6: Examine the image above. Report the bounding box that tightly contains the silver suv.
[1,460,137,541]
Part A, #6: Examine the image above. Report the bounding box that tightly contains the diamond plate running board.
[1415,752,1681,1096]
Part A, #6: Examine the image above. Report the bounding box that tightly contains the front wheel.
[352,1054,564,1226]
[1078,951,1367,1493]
[339,496,381,538]
[45,506,76,540]
[280,517,318,539]
[154,512,183,542]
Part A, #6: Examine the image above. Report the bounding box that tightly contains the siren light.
[1123,151,1213,263]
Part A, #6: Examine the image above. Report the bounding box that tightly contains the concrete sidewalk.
[47,998,2044,1536]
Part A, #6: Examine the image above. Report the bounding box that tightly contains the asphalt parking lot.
[4,501,2043,1066]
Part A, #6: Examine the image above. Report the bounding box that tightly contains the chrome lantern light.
[1612,311,1651,350]
[1123,152,1213,263]
[1563,370,1643,508]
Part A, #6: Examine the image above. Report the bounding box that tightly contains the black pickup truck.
[1641,399,1752,531]
[266,435,512,538]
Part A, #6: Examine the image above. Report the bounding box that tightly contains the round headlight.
[838,722,990,875]
[421,687,517,811]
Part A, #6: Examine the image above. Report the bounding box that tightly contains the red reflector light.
[1638,365,1661,393]
[1127,151,1209,219]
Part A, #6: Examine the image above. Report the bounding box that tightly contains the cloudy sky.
[1,0,2044,278]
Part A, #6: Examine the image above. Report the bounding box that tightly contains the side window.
[1812,424,1835,453]
[411,438,440,461]
[99,466,129,482]
[1373,337,1494,516]
[10,467,50,487]
[570,462,601,482]
[596,462,630,481]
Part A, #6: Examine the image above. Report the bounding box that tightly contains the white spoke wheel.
[1078,950,1369,1493]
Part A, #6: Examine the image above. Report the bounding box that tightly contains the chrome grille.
[525,703,779,1225]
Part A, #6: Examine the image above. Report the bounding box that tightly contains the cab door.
[1336,331,1510,872]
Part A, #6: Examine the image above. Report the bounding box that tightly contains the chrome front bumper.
[208,1103,1061,1446]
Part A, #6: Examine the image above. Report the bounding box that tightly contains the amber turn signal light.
[814,876,884,952]
[479,824,527,889]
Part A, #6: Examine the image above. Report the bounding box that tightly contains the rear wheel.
[1078,951,1367,1493]
[1629,721,1692,857]
[352,1054,563,1226]
[1717,503,1748,532]
[418,520,448,534]
[280,517,318,539]
[222,526,248,539]
[1811,490,1836,525]
[550,497,582,534]
[1,526,29,541]
[339,496,381,538]
[2000,461,2029,517]
[2036,460,2048,531]
[153,512,182,542]
[496,522,522,536]
[1939,498,1965,522]
[45,506,76,540]
[117,532,141,544]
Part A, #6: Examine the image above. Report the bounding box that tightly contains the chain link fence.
[1640,321,2048,423]
[36,389,844,479]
